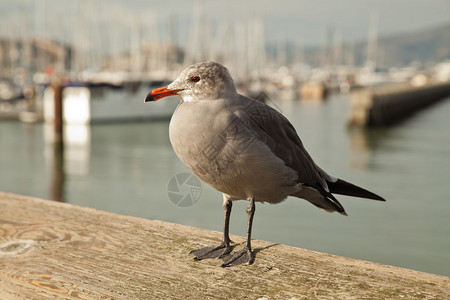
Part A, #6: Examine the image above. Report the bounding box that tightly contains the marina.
[1,0,450,124]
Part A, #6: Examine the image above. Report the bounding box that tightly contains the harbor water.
[1,94,449,277]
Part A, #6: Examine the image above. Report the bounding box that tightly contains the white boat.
[43,81,178,125]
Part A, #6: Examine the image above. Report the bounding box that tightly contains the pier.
[0,191,448,299]
[347,81,450,127]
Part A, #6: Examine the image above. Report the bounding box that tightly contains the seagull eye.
[190,76,200,82]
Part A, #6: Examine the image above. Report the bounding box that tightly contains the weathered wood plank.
[0,191,448,299]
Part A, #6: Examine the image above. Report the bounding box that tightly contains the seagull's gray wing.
[235,96,331,192]
[234,95,385,207]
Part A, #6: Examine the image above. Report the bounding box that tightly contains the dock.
[347,81,450,127]
[1,191,448,299]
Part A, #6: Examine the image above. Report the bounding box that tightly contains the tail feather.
[292,187,348,216]
[327,179,385,201]
[326,193,348,216]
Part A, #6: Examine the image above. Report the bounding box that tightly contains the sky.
[0,0,449,49]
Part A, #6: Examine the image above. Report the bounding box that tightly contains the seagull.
[145,61,385,267]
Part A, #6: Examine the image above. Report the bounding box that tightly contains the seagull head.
[145,61,237,103]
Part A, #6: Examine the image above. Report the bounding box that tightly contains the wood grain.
[0,191,448,299]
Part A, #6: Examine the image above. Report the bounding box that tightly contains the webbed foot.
[220,247,254,267]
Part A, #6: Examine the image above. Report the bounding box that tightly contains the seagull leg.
[190,200,233,260]
[221,198,255,267]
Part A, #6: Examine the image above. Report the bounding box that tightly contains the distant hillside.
[301,22,450,68]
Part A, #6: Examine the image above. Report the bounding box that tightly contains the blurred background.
[1,0,449,276]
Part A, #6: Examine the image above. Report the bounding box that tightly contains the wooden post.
[52,78,64,144]
[50,78,65,201]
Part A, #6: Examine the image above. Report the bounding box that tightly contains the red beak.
[145,86,181,102]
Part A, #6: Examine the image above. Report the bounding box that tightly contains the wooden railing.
[0,191,448,299]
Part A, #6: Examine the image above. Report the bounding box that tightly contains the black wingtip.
[328,179,386,202]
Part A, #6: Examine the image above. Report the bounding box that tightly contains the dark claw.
[221,247,254,267]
